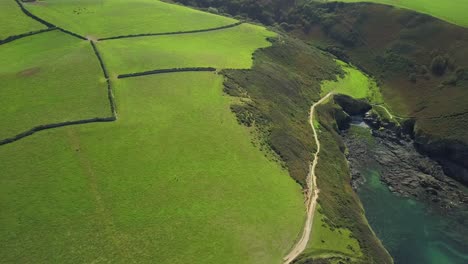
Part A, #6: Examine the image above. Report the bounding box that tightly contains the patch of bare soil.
[86,35,98,42]
[17,67,40,77]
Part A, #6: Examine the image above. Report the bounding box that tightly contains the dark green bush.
[431,55,448,75]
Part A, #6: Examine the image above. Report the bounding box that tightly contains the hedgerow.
[0,117,116,146]
[99,22,243,41]
[0,27,56,45]
[118,67,216,79]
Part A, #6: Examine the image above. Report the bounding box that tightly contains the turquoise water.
[357,169,468,264]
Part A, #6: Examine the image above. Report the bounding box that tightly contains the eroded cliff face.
[332,95,468,210]
[414,131,468,186]
[346,120,467,211]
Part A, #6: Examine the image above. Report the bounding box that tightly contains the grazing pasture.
[335,0,468,27]
[0,30,109,140]
[0,0,46,40]
[0,73,304,263]
[23,0,238,39]
[98,23,275,76]
[0,0,306,263]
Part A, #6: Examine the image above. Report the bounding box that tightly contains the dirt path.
[283,93,333,264]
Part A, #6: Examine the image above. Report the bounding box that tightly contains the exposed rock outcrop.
[343,112,468,212]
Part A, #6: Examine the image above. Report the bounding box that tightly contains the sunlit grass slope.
[98,23,275,76]
[0,30,109,140]
[321,60,383,103]
[0,72,304,263]
[335,0,468,27]
[23,0,237,38]
[306,205,362,259]
[0,0,46,39]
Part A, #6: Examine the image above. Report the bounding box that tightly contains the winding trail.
[283,93,333,264]
[372,104,395,119]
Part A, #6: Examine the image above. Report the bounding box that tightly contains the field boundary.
[118,67,217,79]
[0,27,57,46]
[0,39,119,147]
[98,22,243,41]
[90,41,117,116]
[0,117,116,146]
[15,0,87,40]
[90,41,109,79]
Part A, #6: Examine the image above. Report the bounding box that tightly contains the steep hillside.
[0,1,306,263]
[223,35,393,263]
[293,2,468,184]
[334,0,468,27]
[182,0,468,186]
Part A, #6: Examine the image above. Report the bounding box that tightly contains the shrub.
[409,73,417,83]
[207,7,218,14]
[430,55,448,75]
[280,22,294,31]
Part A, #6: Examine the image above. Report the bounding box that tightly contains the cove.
[348,126,468,264]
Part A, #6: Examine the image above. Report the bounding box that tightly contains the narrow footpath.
[283,93,333,264]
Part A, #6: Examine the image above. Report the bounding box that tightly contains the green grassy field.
[98,23,275,76]
[0,1,307,262]
[23,0,238,38]
[222,36,392,263]
[334,0,468,27]
[0,72,304,263]
[0,30,109,140]
[321,60,383,103]
[0,0,46,40]
[306,205,362,258]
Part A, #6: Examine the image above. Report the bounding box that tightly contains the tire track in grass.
[67,128,131,260]
[283,93,333,264]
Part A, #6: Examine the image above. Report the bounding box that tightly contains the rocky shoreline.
[342,111,468,213]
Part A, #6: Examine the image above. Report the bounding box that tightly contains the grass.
[321,60,383,103]
[23,0,238,39]
[0,72,304,263]
[0,0,46,40]
[222,36,392,263]
[307,205,362,258]
[0,30,109,140]
[334,0,468,27]
[98,23,275,76]
[311,103,392,263]
[300,2,468,147]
